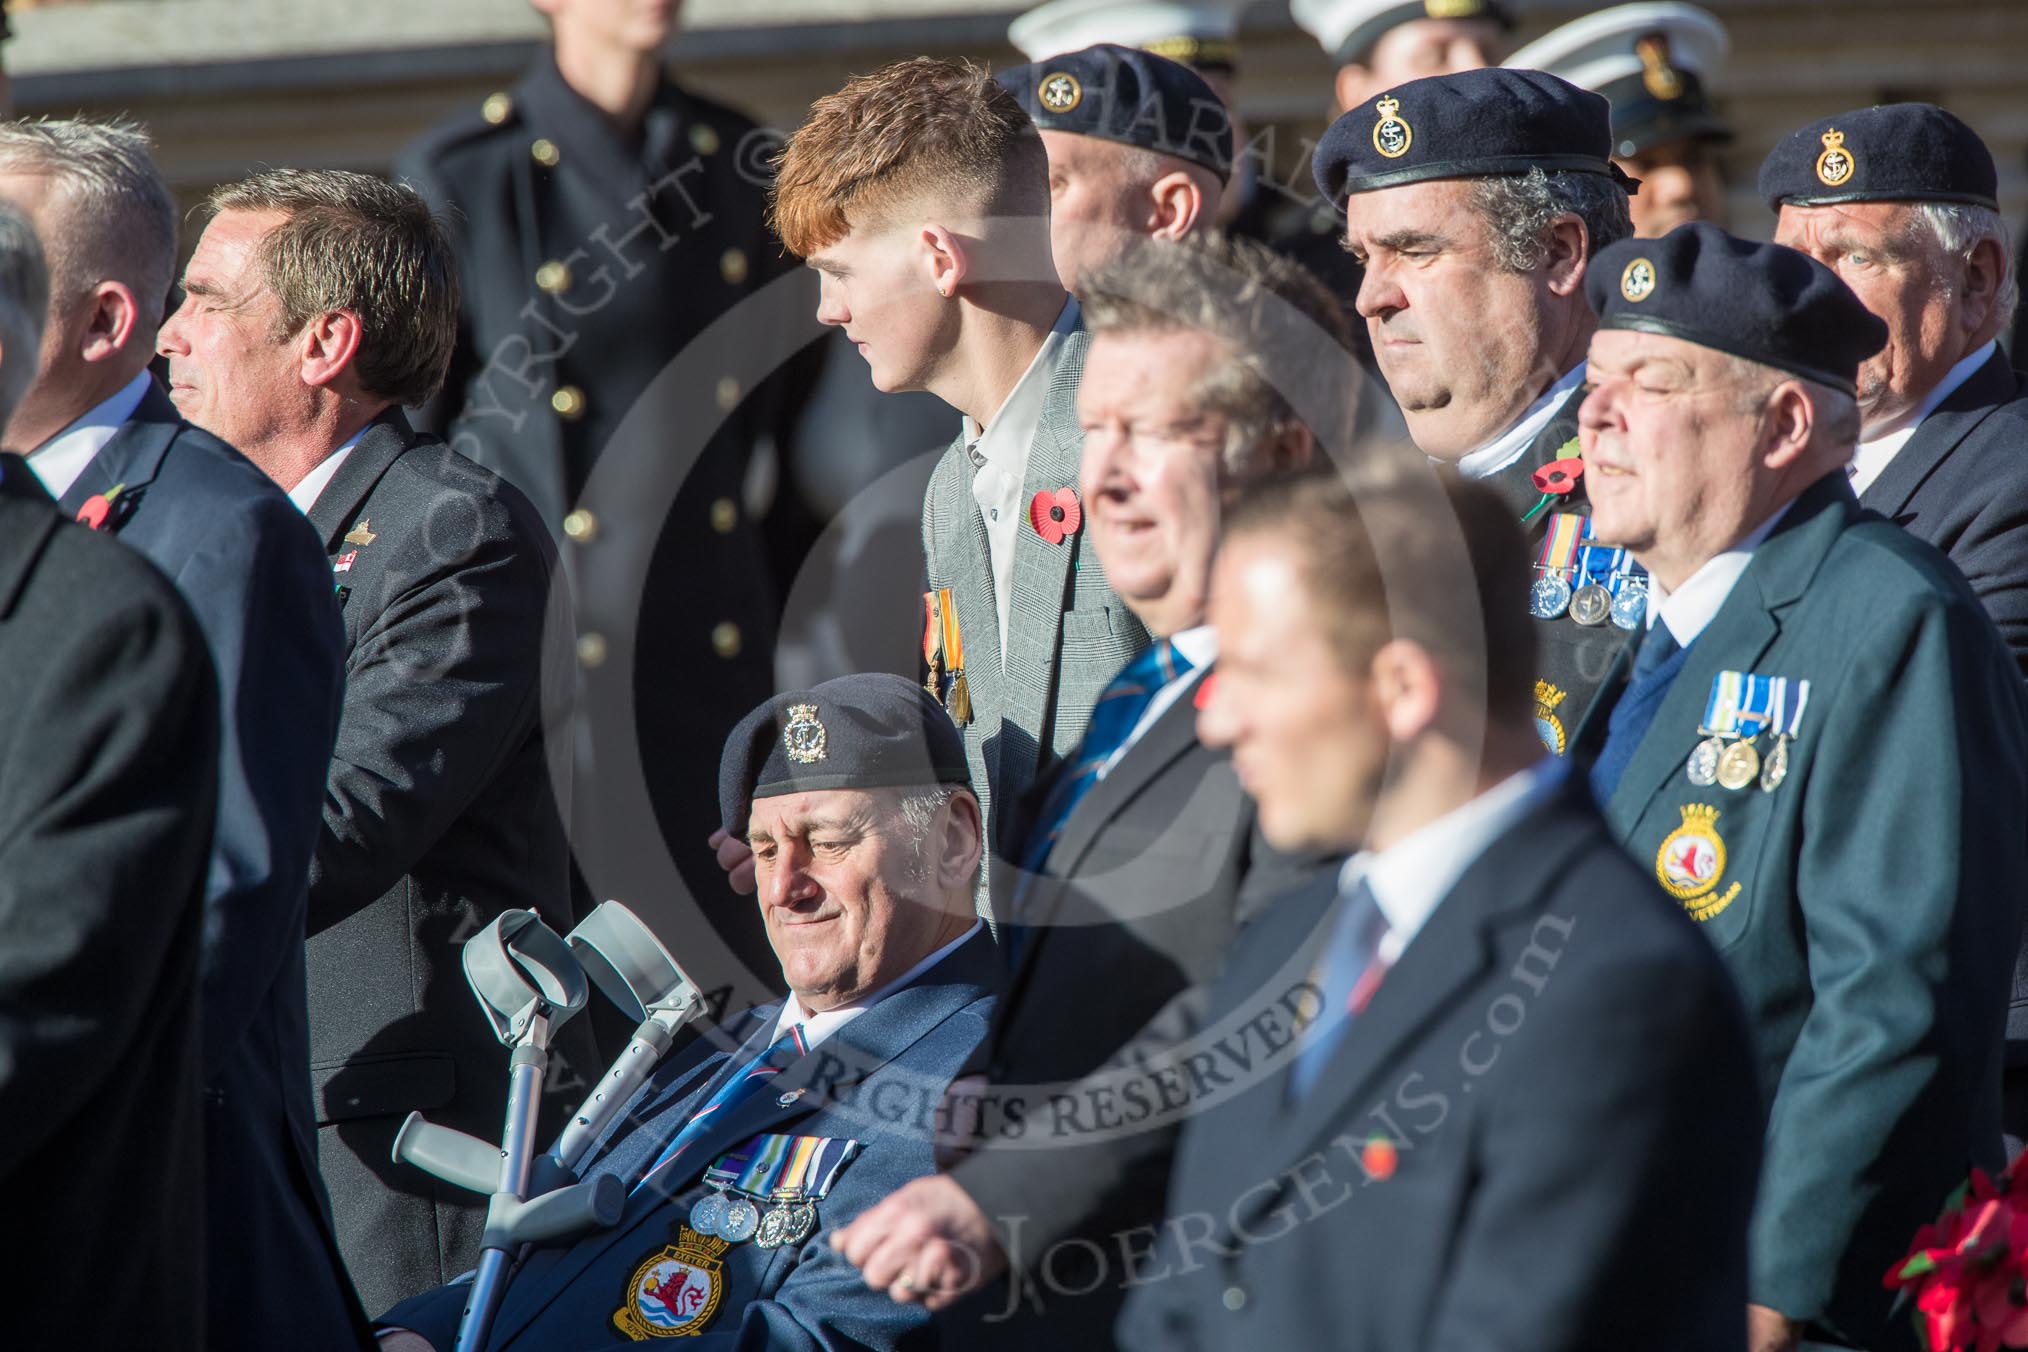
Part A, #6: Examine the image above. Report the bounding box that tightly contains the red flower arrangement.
[1029,487,1082,545]
[1885,1162,2028,1350]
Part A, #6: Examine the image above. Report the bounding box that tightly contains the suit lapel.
[1862,350,2018,519]
[56,379,183,522]
[1601,475,1855,840]
[999,328,1091,782]
[304,411,423,552]
[0,455,60,618]
[1048,674,1207,884]
[490,931,999,1342]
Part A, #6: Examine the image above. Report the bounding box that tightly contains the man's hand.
[709,827,757,895]
[831,1174,1007,1310]
[1747,1303,1802,1352]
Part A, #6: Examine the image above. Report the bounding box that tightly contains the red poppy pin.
[1531,456,1584,496]
[75,481,127,531]
[1029,487,1082,545]
[1193,671,1220,711]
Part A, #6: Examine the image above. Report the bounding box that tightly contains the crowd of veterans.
[6,0,2028,1349]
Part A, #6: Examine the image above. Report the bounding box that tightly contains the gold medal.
[1716,738,1760,791]
[1569,583,1613,627]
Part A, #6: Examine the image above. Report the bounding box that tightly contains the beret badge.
[782,704,828,765]
[1620,257,1658,303]
[1372,95,1413,160]
[1039,72,1082,114]
[1815,129,1855,188]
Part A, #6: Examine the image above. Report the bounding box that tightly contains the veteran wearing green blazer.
[1574,223,2028,1352]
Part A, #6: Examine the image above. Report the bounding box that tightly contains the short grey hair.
[1916,201,2018,334]
[1080,231,1354,468]
[0,208,49,425]
[893,785,980,890]
[1718,352,1861,450]
[0,117,178,322]
[1470,168,1633,273]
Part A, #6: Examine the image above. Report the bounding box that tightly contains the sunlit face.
[1336,18,1505,112]
[1198,533,1387,852]
[747,789,954,1012]
[1774,200,1974,434]
[1619,138,1728,238]
[157,209,305,455]
[1040,130,1158,292]
[1580,328,1776,588]
[1078,327,1234,636]
[809,221,957,395]
[1344,177,1558,459]
[532,0,679,53]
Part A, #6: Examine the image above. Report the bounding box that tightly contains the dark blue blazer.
[379,928,1000,1350]
[1861,347,2028,678]
[57,380,363,1349]
[1117,774,1763,1352]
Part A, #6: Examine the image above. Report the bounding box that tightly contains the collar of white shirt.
[288,428,368,515]
[1847,339,1998,496]
[1341,758,1565,966]
[768,919,984,1051]
[1644,499,1796,646]
[24,370,154,500]
[1454,364,1587,481]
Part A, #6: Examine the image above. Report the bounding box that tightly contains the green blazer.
[1577,471,2028,1349]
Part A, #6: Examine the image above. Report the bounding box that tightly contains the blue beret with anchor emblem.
[996,43,1236,183]
[1313,66,1638,204]
[1757,102,1999,212]
[1587,222,1888,395]
[718,674,971,834]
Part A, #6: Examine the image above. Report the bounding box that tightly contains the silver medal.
[1760,736,1790,792]
[721,1197,761,1243]
[755,1204,792,1250]
[1528,573,1573,620]
[1610,579,1648,631]
[1686,734,1724,787]
[689,1191,729,1238]
[782,1202,818,1247]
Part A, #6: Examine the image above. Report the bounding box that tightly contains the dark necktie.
[630,1024,806,1196]
[1589,621,1690,805]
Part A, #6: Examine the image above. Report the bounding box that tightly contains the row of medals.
[1529,567,1647,630]
[690,1188,818,1250]
[1688,731,1791,793]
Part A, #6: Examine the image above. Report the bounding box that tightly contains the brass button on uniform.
[715,377,741,411]
[690,124,721,155]
[535,259,571,294]
[576,632,608,668]
[551,385,586,419]
[711,622,742,659]
[720,248,748,286]
[481,92,513,125]
[530,138,561,168]
[709,497,738,534]
[562,509,597,543]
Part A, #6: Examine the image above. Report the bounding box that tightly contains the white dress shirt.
[1095,624,1216,781]
[24,370,153,499]
[964,295,1081,661]
[768,919,983,1051]
[1847,340,1997,495]
[288,430,365,514]
[1644,501,1794,647]
[1343,759,1564,966]
[1455,365,1587,481]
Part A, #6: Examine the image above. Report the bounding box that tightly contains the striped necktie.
[1020,639,1193,875]
[1289,878,1391,1102]
[633,1024,806,1196]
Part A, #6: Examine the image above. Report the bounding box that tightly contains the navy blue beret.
[997,44,1235,183]
[1587,222,1887,394]
[1758,103,1997,211]
[719,674,971,834]
[1313,67,1635,204]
